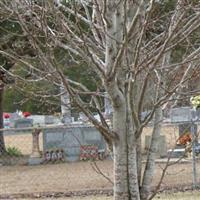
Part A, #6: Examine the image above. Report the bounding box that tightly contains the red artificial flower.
[23,112,31,117]
[3,113,10,119]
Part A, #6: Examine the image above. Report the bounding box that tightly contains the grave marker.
[170,107,192,122]
[43,125,106,162]
[14,118,33,128]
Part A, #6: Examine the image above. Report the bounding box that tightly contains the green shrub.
[6,146,22,157]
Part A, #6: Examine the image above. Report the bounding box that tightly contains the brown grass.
[7,191,200,200]
[4,133,43,155]
[58,192,200,200]
[1,160,200,196]
[142,125,179,150]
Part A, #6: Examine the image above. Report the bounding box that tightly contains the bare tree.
[1,0,200,200]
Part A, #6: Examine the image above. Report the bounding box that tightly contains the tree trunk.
[140,107,163,200]
[0,86,6,155]
[113,106,140,200]
[136,136,142,186]
[113,139,140,200]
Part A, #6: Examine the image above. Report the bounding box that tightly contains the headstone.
[79,112,88,123]
[30,115,45,125]
[4,118,10,129]
[5,113,20,128]
[43,127,80,161]
[45,116,54,124]
[43,126,106,162]
[83,127,104,149]
[170,107,192,122]
[167,148,185,158]
[14,118,33,128]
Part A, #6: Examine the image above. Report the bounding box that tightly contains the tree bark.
[140,107,162,200]
[0,86,6,155]
[113,105,140,200]
[136,136,142,186]
[113,141,141,200]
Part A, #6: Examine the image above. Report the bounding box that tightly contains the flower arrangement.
[3,113,10,119]
[23,111,31,118]
[190,95,200,109]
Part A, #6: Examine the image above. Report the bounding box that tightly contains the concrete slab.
[28,157,43,165]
